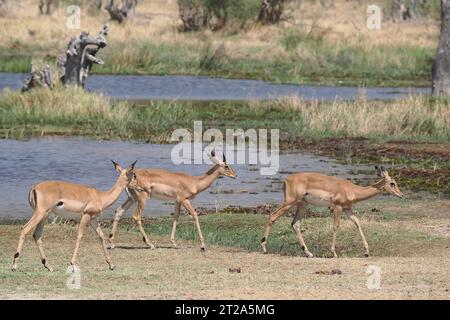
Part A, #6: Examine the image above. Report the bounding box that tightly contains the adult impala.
[261,166,403,258]
[12,161,139,272]
[109,150,237,251]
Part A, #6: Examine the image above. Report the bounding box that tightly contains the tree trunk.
[22,64,53,92]
[105,0,137,23]
[257,0,285,24]
[58,25,109,87]
[39,0,53,15]
[432,0,450,96]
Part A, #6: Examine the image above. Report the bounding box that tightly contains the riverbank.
[1,197,449,299]
[0,87,449,193]
[0,0,438,87]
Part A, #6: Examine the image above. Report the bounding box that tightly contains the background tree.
[39,0,54,15]
[257,0,285,24]
[432,0,450,95]
[105,0,138,23]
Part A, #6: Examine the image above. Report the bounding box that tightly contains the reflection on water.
[0,137,372,219]
[0,72,429,101]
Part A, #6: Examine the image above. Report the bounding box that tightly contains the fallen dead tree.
[58,24,109,86]
[22,25,109,91]
[21,64,53,92]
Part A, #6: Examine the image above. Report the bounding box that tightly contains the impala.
[261,166,403,258]
[109,150,237,251]
[12,160,139,272]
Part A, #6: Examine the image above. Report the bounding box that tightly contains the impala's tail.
[28,187,37,209]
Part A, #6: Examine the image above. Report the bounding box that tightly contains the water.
[0,137,373,219]
[0,72,429,101]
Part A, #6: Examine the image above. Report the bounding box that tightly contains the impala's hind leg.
[12,210,46,271]
[109,196,135,249]
[291,202,313,258]
[260,201,295,254]
[33,218,53,272]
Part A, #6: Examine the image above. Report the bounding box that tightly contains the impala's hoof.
[11,266,16,272]
[261,244,267,254]
[170,241,178,248]
[200,247,206,252]
[45,265,54,273]
[364,253,370,258]
[305,252,314,258]
[109,264,116,271]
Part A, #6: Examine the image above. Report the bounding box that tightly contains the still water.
[0,137,373,219]
[0,72,429,101]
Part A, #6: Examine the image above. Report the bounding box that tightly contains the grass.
[0,86,449,143]
[1,86,449,193]
[144,213,446,258]
[0,197,449,299]
[0,0,440,86]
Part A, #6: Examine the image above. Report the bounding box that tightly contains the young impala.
[109,150,237,251]
[261,166,403,258]
[12,161,139,272]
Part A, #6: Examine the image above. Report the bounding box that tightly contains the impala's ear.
[375,165,383,177]
[127,160,137,172]
[380,166,390,179]
[111,160,123,173]
[222,153,227,163]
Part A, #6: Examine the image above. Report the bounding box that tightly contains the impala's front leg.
[90,216,115,270]
[331,206,342,258]
[71,213,91,272]
[182,199,205,251]
[133,195,154,249]
[170,202,181,248]
[345,208,370,257]
[109,196,135,249]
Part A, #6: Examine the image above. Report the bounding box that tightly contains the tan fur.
[261,168,404,258]
[109,153,237,251]
[12,161,138,272]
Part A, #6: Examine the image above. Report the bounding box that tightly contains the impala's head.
[209,150,237,179]
[111,160,142,190]
[375,165,403,198]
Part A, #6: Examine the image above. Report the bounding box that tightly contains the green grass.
[1,86,449,143]
[0,39,434,87]
[143,212,446,258]
[1,87,448,193]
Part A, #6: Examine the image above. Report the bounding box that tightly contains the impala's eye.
[390,182,395,187]
[225,165,229,169]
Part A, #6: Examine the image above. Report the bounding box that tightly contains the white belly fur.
[51,199,85,220]
[150,183,177,200]
[304,190,333,207]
